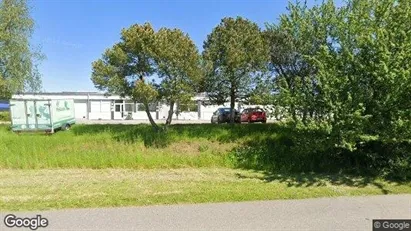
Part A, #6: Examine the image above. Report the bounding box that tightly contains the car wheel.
[262,120,267,124]
[62,124,71,131]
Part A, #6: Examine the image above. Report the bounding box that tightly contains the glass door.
[113,102,124,120]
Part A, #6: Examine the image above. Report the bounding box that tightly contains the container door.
[10,101,27,130]
[26,101,37,129]
[35,100,51,130]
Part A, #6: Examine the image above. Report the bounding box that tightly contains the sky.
[30,0,319,92]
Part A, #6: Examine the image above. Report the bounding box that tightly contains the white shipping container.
[9,99,76,133]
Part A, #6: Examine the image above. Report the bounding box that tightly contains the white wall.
[158,103,177,120]
[178,112,198,120]
[131,111,156,120]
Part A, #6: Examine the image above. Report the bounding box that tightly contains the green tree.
[92,23,201,129]
[153,28,201,125]
[264,0,329,124]
[0,0,43,98]
[310,0,411,148]
[92,23,159,129]
[203,17,268,124]
[274,0,411,149]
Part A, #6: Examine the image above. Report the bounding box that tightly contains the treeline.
[93,0,411,178]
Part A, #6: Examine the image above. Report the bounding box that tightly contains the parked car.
[240,107,267,123]
[211,108,241,124]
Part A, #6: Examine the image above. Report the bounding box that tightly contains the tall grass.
[0,111,10,121]
[1,123,409,180]
[0,124,250,169]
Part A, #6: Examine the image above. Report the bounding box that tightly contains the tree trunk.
[230,87,235,124]
[137,75,159,131]
[143,101,159,131]
[165,100,175,126]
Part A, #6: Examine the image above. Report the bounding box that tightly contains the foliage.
[92,23,156,97]
[231,122,411,180]
[132,80,158,105]
[0,111,10,121]
[203,17,269,123]
[92,23,160,129]
[153,28,201,124]
[92,23,201,127]
[264,0,411,158]
[0,0,44,98]
[1,122,409,180]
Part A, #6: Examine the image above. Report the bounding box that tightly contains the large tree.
[92,23,201,129]
[264,0,327,124]
[0,0,43,98]
[153,28,201,125]
[202,17,268,124]
[272,0,411,150]
[92,23,159,129]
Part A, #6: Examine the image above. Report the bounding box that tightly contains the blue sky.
[30,0,320,92]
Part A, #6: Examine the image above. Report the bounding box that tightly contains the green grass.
[0,124,244,169]
[1,123,410,211]
[1,168,410,211]
[0,111,9,121]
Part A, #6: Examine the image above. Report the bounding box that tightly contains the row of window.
[89,101,199,113]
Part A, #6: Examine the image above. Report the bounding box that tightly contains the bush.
[231,124,411,180]
[0,111,10,121]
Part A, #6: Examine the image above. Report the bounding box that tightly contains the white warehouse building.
[11,92,255,121]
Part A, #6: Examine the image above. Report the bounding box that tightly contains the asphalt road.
[1,195,410,231]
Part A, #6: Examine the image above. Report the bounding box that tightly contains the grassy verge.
[0,111,9,121]
[0,124,239,169]
[1,168,410,211]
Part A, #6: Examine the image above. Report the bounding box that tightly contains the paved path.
[1,195,410,230]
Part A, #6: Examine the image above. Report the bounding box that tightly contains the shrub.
[0,111,10,121]
[231,123,411,179]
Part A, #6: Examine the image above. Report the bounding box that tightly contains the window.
[115,105,121,112]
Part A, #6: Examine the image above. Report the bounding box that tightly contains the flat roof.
[15,92,109,96]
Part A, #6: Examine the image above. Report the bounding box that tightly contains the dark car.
[240,107,267,123]
[211,108,241,124]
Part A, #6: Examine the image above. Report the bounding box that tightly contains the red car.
[240,108,267,123]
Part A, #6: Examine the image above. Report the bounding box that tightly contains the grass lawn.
[1,168,410,211]
[0,123,410,211]
[0,124,241,169]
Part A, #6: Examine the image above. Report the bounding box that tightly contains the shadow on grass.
[71,123,286,147]
[234,171,402,194]
[71,123,411,181]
